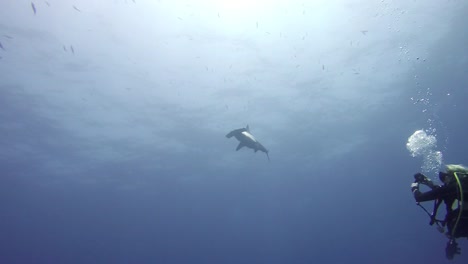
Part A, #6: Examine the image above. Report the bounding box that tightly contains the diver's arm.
[411,173,442,202]
[413,184,453,203]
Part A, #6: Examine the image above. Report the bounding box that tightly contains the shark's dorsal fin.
[236,142,245,151]
[246,124,250,132]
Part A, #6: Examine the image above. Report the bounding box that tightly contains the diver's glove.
[445,239,461,260]
[413,173,436,187]
[412,173,436,193]
[414,173,428,183]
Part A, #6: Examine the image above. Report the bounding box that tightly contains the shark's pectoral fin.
[254,149,258,153]
[236,142,245,151]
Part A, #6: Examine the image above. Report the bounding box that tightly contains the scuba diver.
[411,164,468,260]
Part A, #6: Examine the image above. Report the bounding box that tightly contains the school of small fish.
[0,0,367,73]
[0,1,138,57]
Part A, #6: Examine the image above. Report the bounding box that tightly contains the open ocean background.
[1,0,467,263]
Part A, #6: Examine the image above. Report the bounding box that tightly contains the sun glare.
[193,0,290,32]
[219,0,261,12]
[213,0,272,15]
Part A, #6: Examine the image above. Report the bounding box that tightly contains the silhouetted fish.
[3,35,13,39]
[70,45,75,54]
[73,5,81,12]
[45,1,50,6]
[31,2,37,15]
[0,41,4,50]
[226,125,270,161]
[63,45,67,51]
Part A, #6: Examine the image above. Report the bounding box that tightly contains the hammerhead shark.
[226,125,270,161]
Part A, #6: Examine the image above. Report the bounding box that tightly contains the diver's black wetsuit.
[414,180,467,202]
[413,179,468,238]
[412,172,468,259]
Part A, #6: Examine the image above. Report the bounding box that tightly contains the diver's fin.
[236,142,245,151]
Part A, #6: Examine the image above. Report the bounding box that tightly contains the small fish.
[73,5,81,12]
[31,2,37,15]
[70,45,75,54]
[0,41,4,50]
[322,64,325,70]
[360,30,368,35]
[63,45,67,51]
[132,0,135,3]
[45,1,50,6]
[3,35,13,39]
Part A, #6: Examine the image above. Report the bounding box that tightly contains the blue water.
[1,1,468,263]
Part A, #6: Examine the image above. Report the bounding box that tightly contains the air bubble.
[407,130,443,174]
